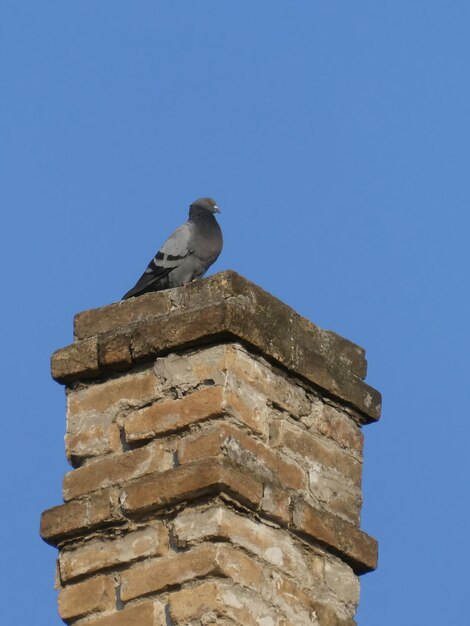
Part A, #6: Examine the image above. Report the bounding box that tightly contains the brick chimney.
[41,271,381,626]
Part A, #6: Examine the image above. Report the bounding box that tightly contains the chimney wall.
[41,271,381,626]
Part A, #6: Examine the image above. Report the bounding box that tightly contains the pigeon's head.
[190,197,221,216]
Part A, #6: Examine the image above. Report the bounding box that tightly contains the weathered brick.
[223,384,270,438]
[63,441,174,501]
[65,368,159,465]
[153,348,270,438]
[153,344,299,436]
[87,489,120,528]
[74,290,172,339]
[120,458,263,516]
[178,423,306,492]
[40,488,119,546]
[172,506,310,583]
[323,559,360,611]
[124,386,224,442]
[169,581,291,626]
[153,347,226,392]
[316,404,364,456]
[324,493,362,526]
[224,343,311,419]
[261,483,292,525]
[293,500,378,574]
[121,543,268,604]
[120,544,227,601]
[270,420,362,486]
[130,302,229,363]
[74,600,166,626]
[174,544,316,624]
[58,574,115,621]
[67,367,158,421]
[312,601,357,626]
[41,499,87,546]
[59,525,168,581]
[308,465,362,525]
[51,337,100,383]
[97,329,133,371]
[123,541,316,624]
[65,423,121,466]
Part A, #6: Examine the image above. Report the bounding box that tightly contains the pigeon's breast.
[196,218,223,262]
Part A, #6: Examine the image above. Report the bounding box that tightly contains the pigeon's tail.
[122,273,168,299]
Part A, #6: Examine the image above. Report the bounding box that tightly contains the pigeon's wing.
[122,222,194,299]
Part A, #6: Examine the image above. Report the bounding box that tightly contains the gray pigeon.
[122,197,223,299]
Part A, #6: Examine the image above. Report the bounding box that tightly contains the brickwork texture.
[41,271,381,626]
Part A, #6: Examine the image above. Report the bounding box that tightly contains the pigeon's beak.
[214,206,221,214]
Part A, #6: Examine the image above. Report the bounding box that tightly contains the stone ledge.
[41,456,377,574]
[40,488,120,545]
[74,272,366,379]
[51,272,381,422]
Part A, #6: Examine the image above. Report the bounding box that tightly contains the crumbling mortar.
[272,408,364,469]
[59,495,356,619]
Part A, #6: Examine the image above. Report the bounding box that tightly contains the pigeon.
[122,197,223,299]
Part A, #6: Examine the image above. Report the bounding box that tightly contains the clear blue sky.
[1,2,469,624]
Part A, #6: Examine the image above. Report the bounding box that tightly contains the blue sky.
[1,2,469,624]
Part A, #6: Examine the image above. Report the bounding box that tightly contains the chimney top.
[51,271,380,423]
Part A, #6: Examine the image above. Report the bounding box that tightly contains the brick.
[169,581,290,626]
[67,368,158,421]
[272,572,318,619]
[41,499,87,546]
[323,560,360,609]
[223,385,270,438]
[172,544,315,625]
[153,344,301,436]
[316,404,364,456]
[308,466,362,525]
[323,493,362,526]
[130,302,229,363]
[153,347,226,392]
[124,386,224,442]
[261,483,292,525]
[312,601,357,626]
[65,368,159,465]
[172,506,310,583]
[121,544,223,601]
[65,423,121,466]
[121,543,265,602]
[88,489,120,527]
[59,525,168,581]
[75,600,166,626]
[58,575,115,621]
[270,420,362,486]
[124,541,315,624]
[97,330,133,371]
[178,423,306,492]
[224,343,311,419]
[74,290,172,339]
[63,441,174,500]
[120,458,263,516]
[51,337,100,383]
[40,489,119,546]
[293,500,378,574]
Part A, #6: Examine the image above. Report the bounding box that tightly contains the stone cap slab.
[51,271,381,422]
